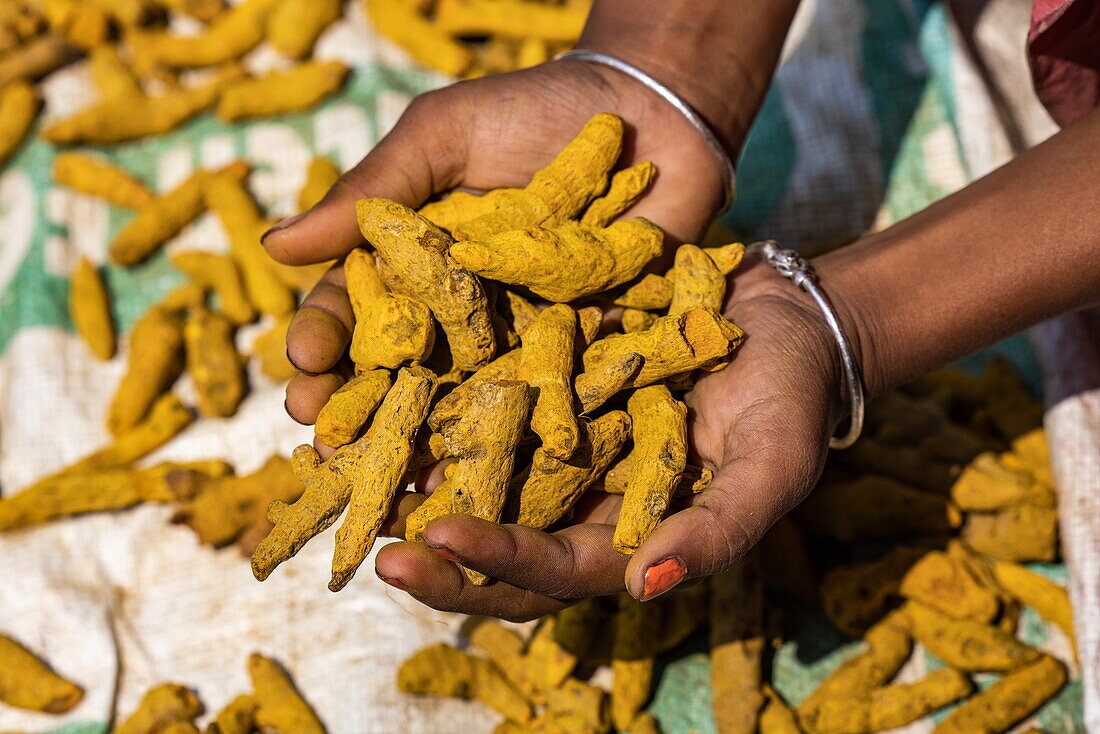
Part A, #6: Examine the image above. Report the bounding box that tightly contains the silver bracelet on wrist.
[554,49,737,214]
[750,240,866,450]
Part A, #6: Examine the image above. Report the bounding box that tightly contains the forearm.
[579,0,801,155]
[821,106,1100,396]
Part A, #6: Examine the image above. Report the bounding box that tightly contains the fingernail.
[378,575,411,592]
[427,544,463,563]
[640,557,687,601]
[261,212,306,244]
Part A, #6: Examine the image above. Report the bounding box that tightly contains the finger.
[421,516,628,600]
[378,491,428,539]
[624,423,824,602]
[414,459,455,493]
[262,91,468,265]
[375,541,570,622]
[286,371,345,425]
[286,265,354,374]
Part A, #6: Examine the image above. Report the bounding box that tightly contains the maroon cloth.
[1029,0,1100,126]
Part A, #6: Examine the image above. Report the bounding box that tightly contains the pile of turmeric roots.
[398,361,1076,734]
[0,636,328,733]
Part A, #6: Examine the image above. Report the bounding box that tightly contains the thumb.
[623,427,824,601]
[262,92,468,266]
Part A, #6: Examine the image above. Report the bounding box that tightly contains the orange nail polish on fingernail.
[640,557,687,601]
[427,544,462,563]
[378,575,411,592]
[261,212,305,244]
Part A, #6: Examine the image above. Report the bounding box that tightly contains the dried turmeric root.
[172,455,304,553]
[710,557,766,734]
[0,81,39,167]
[53,152,154,208]
[314,369,392,448]
[87,45,141,100]
[69,256,116,360]
[611,593,663,731]
[613,385,687,555]
[43,65,243,145]
[614,274,673,311]
[252,314,297,381]
[346,248,435,370]
[932,654,1065,733]
[898,550,1001,623]
[106,304,186,435]
[433,0,589,41]
[668,243,726,315]
[519,304,579,460]
[451,219,663,303]
[819,547,924,637]
[0,461,225,531]
[400,643,534,723]
[577,308,743,395]
[207,694,258,734]
[516,410,631,530]
[951,451,1051,511]
[759,686,800,734]
[66,393,194,475]
[905,601,1040,672]
[962,501,1059,562]
[298,156,340,211]
[429,349,524,434]
[114,683,202,734]
[249,653,327,734]
[0,35,72,90]
[445,380,531,584]
[525,601,599,691]
[171,251,255,325]
[0,633,83,713]
[467,619,537,700]
[184,304,247,417]
[581,161,656,227]
[992,561,1076,657]
[266,0,342,58]
[134,0,280,69]
[330,366,438,590]
[216,61,350,122]
[452,113,623,241]
[357,198,495,370]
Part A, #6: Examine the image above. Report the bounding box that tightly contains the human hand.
[265,59,729,450]
[371,266,861,620]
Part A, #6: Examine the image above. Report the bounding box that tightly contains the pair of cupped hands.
[262,61,850,620]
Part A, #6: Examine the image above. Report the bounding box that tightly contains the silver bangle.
[555,49,737,214]
[750,240,866,450]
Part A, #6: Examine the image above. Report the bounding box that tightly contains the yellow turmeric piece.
[446,380,531,584]
[65,393,194,476]
[527,601,599,690]
[516,410,631,530]
[357,198,495,370]
[544,678,610,734]
[172,455,305,553]
[107,305,186,435]
[207,694,258,734]
[87,45,142,100]
[575,351,642,414]
[710,557,766,734]
[68,256,116,360]
[53,152,154,208]
[499,288,541,338]
[0,461,226,531]
[759,686,800,734]
[135,0,280,69]
[898,550,1001,623]
[365,0,474,77]
[114,683,202,734]
[819,547,924,637]
[614,274,673,311]
[204,165,296,318]
[951,451,1047,511]
[252,314,297,380]
[668,243,726,315]
[611,593,663,732]
[800,668,973,734]
[399,643,534,723]
[578,308,744,393]
[519,304,579,460]
[0,633,83,713]
[171,251,255,325]
[346,249,435,370]
[148,0,226,22]
[184,304,247,417]
[467,619,536,700]
[43,66,244,145]
[419,189,520,234]
[40,0,109,50]
[0,35,74,89]
[330,366,437,590]
[217,61,350,122]
[627,712,661,734]
[298,156,340,211]
[429,349,524,434]
[962,501,1059,562]
[620,309,657,335]
[798,609,913,717]
[700,242,746,276]
[249,653,327,734]
[434,0,590,41]
[451,219,663,303]
[314,369,392,448]
[992,561,1076,656]
[581,161,656,227]
[266,0,342,58]
[403,463,456,542]
[0,80,38,167]
[613,385,687,555]
[932,654,1065,734]
[452,113,624,241]
[598,452,711,498]
[905,601,1040,672]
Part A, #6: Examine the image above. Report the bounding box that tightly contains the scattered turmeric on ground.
[216,61,350,122]
[0,633,83,713]
[53,151,153,208]
[69,256,116,360]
